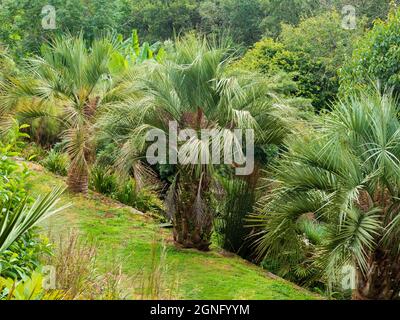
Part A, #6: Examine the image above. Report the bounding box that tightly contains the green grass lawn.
[25,162,319,300]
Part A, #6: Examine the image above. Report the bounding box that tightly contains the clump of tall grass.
[2,228,179,300]
[137,232,179,300]
[44,230,125,300]
[46,231,97,298]
[89,165,164,215]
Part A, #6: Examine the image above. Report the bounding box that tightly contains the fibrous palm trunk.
[354,248,400,300]
[172,177,212,251]
[67,163,89,194]
[66,123,93,194]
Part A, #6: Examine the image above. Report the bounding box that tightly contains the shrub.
[115,179,164,215]
[0,229,52,280]
[89,165,118,196]
[0,142,31,209]
[0,136,67,250]
[1,120,30,153]
[0,129,66,294]
[134,189,164,215]
[89,165,164,215]
[0,185,67,254]
[0,271,64,300]
[41,150,69,176]
[95,142,119,168]
[20,143,48,162]
[114,178,136,205]
[0,140,66,297]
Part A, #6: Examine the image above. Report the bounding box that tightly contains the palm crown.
[99,36,291,174]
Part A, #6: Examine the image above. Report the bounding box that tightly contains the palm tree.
[98,35,294,251]
[0,35,137,193]
[251,91,400,299]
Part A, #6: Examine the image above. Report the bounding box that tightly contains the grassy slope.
[25,162,319,300]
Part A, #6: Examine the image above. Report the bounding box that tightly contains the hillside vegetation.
[25,162,317,300]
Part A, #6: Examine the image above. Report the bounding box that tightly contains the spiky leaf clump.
[251,91,400,299]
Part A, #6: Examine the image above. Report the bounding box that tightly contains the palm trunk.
[172,177,212,251]
[66,124,93,194]
[353,248,400,300]
[67,163,89,194]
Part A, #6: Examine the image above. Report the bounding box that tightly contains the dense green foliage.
[331,0,397,25]
[89,165,164,214]
[261,0,321,37]
[262,0,398,37]
[0,0,123,58]
[340,6,400,96]
[0,133,66,282]
[0,230,51,280]
[41,150,69,176]
[3,0,396,59]
[238,11,363,109]
[0,0,268,55]
[198,0,266,46]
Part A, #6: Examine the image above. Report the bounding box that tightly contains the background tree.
[0,0,123,58]
[1,0,398,59]
[124,0,200,43]
[340,5,400,97]
[199,0,266,47]
[261,0,320,38]
[238,11,363,110]
[327,0,398,26]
